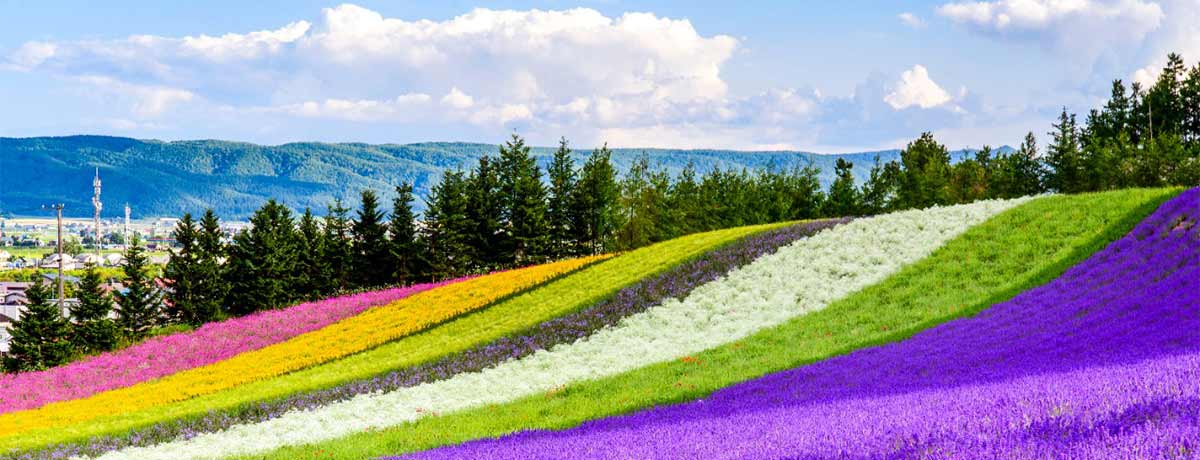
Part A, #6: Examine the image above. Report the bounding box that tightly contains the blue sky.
[2,0,1196,152]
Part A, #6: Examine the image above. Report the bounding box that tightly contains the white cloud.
[937,0,1164,61]
[5,4,989,150]
[898,12,926,29]
[182,21,311,61]
[270,93,432,122]
[1129,0,1200,86]
[77,76,195,116]
[885,65,953,109]
[441,87,475,109]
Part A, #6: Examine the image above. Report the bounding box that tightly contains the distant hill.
[0,135,1009,219]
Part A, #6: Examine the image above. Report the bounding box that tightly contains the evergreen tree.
[322,199,353,292]
[423,171,473,279]
[823,158,861,217]
[163,213,204,325]
[615,154,669,250]
[193,209,227,324]
[781,164,825,220]
[1044,108,1086,193]
[665,162,703,236]
[114,235,162,340]
[296,208,331,299]
[351,190,393,288]
[497,135,549,264]
[71,264,119,354]
[896,132,953,209]
[948,149,988,204]
[570,145,619,255]
[1183,63,1200,143]
[224,200,297,315]
[3,280,72,372]
[993,132,1046,198]
[860,157,901,215]
[389,183,422,284]
[465,157,503,270]
[545,137,577,259]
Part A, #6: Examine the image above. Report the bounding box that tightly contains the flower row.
[0,281,456,414]
[14,220,846,460]
[405,189,1200,459]
[93,198,1025,459]
[0,255,606,438]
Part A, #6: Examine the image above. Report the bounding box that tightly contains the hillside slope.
[0,135,999,218]
[411,187,1200,459]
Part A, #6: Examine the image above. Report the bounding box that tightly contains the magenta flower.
[0,278,465,414]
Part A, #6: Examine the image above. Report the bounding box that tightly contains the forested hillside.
[0,136,989,219]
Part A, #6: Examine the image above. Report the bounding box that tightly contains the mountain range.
[1,135,1009,219]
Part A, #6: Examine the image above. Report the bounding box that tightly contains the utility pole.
[93,168,103,258]
[45,203,66,311]
[124,204,131,252]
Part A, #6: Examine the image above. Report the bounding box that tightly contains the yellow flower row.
[0,255,607,436]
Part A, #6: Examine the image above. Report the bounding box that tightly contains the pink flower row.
[0,278,465,415]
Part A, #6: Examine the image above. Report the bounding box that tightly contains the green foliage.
[114,236,162,340]
[3,280,72,373]
[465,157,504,271]
[422,171,473,280]
[296,208,331,300]
[545,138,577,259]
[823,158,861,217]
[322,199,353,292]
[896,132,953,209]
[224,200,297,315]
[498,135,550,264]
[571,145,620,255]
[351,190,393,288]
[71,265,120,354]
[388,183,422,284]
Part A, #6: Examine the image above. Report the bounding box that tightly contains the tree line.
[4,52,1199,373]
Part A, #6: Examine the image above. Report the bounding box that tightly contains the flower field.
[0,255,603,440]
[404,187,1200,459]
[1,187,1194,460]
[0,222,784,454]
[0,280,456,415]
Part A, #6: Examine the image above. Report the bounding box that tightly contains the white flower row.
[91,198,1029,460]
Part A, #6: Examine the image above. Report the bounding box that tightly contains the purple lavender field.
[406,188,1200,459]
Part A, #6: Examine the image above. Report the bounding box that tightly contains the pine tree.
[1000,132,1046,198]
[389,183,422,284]
[351,190,393,288]
[1044,108,1086,193]
[3,280,73,372]
[545,137,577,259]
[114,235,162,341]
[224,200,297,315]
[322,199,353,292]
[570,145,619,255]
[163,213,202,325]
[498,135,550,264]
[666,161,703,236]
[195,209,228,323]
[71,264,119,354]
[823,158,862,217]
[896,132,953,209]
[296,208,331,299]
[860,157,901,215]
[465,157,504,270]
[423,171,473,279]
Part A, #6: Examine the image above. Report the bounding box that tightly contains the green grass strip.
[7,222,789,452]
[241,188,1179,460]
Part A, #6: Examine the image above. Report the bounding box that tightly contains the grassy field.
[3,222,789,451]
[241,188,1177,459]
